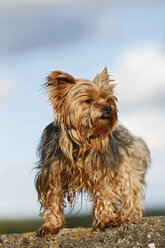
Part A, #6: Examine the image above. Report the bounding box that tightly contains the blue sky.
[0,0,165,218]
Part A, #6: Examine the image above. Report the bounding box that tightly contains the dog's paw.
[95,217,122,231]
[36,223,62,237]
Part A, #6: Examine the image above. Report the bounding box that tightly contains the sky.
[0,0,165,219]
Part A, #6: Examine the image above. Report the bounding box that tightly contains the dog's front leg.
[37,187,66,236]
[92,178,121,230]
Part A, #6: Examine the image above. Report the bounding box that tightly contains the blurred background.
[0,0,165,234]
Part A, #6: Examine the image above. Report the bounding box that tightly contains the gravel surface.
[0,216,165,248]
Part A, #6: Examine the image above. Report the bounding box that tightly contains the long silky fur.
[35,122,150,216]
[35,68,150,236]
[35,122,123,212]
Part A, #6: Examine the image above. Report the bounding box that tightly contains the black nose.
[103,106,112,114]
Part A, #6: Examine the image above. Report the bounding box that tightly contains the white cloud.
[0,166,6,179]
[145,160,165,208]
[119,107,165,154]
[2,0,163,3]
[0,161,8,181]
[0,74,16,106]
[1,0,88,4]
[114,44,165,105]
[119,107,165,209]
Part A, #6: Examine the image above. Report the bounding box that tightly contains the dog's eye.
[85,99,94,104]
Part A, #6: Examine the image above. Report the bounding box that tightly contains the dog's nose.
[103,106,112,115]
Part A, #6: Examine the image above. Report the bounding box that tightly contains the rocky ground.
[0,216,165,248]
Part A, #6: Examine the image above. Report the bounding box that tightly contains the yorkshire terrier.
[35,68,150,236]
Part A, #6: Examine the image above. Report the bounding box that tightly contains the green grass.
[0,216,93,234]
[143,209,165,217]
[0,210,164,234]
[0,219,42,234]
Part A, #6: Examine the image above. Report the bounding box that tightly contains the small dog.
[35,68,150,236]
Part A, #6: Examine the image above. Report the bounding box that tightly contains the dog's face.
[46,68,118,139]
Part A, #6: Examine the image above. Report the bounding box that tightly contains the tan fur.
[35,68,150,236]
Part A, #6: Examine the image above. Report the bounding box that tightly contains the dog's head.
[45,68,118,140]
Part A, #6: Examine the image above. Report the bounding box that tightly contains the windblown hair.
[35,68,150,236]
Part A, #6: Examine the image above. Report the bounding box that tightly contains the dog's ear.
[45,70,76,111]
[93,67,114,86]
[47,70,76,90]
